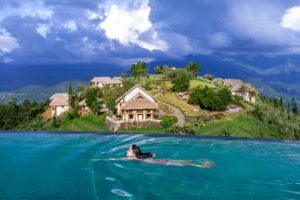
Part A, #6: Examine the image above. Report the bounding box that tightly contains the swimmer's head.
[127,144,153,159]
[127,145,137,158]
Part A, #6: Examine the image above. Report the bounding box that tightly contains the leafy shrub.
[214,113,225,120]
[160,116,178,128]
[168,122,205,135]
[67,110,80,120]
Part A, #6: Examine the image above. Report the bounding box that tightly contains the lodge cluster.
[49,77,160,125]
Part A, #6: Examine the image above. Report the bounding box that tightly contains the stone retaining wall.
[106,116,161,132]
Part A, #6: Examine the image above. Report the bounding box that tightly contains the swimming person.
[94,144,214,168]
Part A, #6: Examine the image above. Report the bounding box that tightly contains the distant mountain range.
[0,52,299,103]
[0,81,87,103]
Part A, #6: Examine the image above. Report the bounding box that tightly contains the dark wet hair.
[131,144,153,159]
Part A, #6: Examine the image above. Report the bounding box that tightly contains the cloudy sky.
[1,0,300,65]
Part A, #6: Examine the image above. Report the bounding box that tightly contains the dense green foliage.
[251,97,300,139]
[160,115,178,128]
[169,122,201,135]
[0,99,47,130]
[83,87,103,115]
[171,70,191,92]
[102,86,124,115]
[188,86,232,111]
[68,84,76,109]
[130,62,148,78]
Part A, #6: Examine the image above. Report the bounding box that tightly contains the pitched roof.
[121,93,158,110]
[116,85,157,103]
[50,93,68,100]
[223,79,244,92]
[102,78,122,84]
[49,93,69,106]
[90,77,111,83]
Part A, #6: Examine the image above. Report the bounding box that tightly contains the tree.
[122,77,135,92]
[155,66,163,74]
[85,87,103,115]
[68,84,75,109]
[171,70,191,92]
[120,73,128,79]
[279,97,284,109]
[291,98,299,115]
[186,61,201,79]
[130,62,148,78]
[204,74,214,81]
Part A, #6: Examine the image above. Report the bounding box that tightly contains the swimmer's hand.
[151,153,156,158]
[202,161,214,168]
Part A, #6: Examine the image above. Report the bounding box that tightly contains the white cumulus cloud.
[37,24,51,38]
[99,0,168,51]
[63,20,78,32]
[281,6,300,32]
[0,28,19,63]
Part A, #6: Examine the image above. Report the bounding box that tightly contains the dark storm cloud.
[0,0,300,64]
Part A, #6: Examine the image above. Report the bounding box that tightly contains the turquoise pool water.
[0,132,299,199]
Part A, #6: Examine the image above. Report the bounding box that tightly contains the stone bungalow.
[90,77,122,88]
[106,85,160,131]
[49,93,69,117]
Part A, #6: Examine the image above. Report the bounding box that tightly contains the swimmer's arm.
[91,157,130,162]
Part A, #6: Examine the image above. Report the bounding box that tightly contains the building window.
[129,114,134,119]
[146,114,151,119]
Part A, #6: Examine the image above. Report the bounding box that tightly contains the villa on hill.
[49,93,69,117]
[106,85,160,131]
[212,78,257,103]
[90,77,122,88]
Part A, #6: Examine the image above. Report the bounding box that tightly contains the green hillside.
[58,114,108,132]
[0,81,88,104]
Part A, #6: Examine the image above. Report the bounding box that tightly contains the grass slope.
[59,114,108,132]
[196,113,279,138]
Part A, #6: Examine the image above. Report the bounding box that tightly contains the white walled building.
[116,85,159,121]
[49,93,70,117]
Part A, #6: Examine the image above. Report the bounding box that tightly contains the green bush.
[168,123,196,135]
[171,70,191,92]
[188,86,232,111]
[67,110,80,120]
[160,115,178,128]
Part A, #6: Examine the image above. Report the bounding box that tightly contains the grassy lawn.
[196,113,279,138]
[158,92,206,117]
[59,114,108,132]
[189,79,212,90]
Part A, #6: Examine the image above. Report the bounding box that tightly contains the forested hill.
[0,81,87,104]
